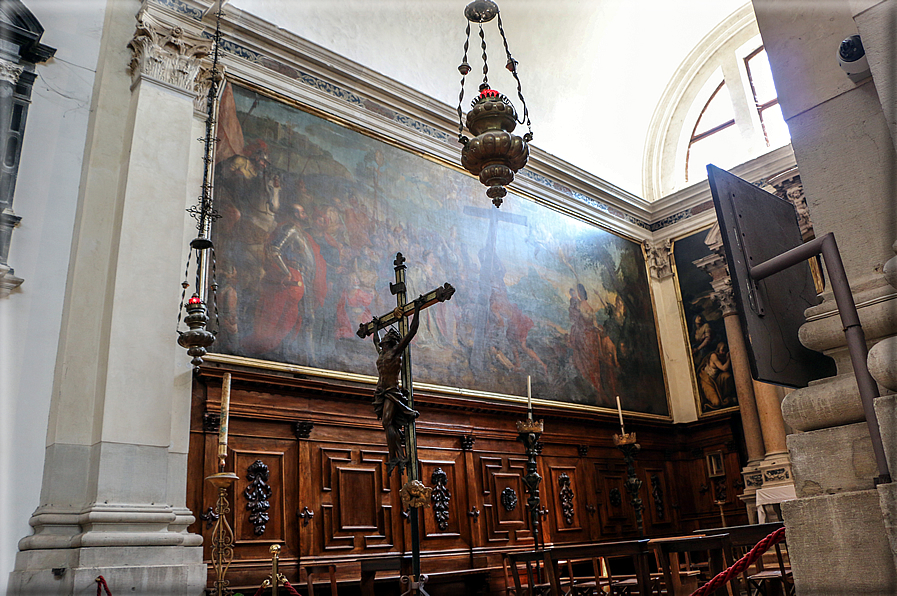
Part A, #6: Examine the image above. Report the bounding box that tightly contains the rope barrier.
[251,578,302,596]
[690,526,787,596]
[95,576,112,596]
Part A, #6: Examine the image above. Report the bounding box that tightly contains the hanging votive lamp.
[177,5,224,368]
[456,0,533,208]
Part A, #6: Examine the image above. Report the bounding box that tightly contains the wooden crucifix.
[356,252,454,593]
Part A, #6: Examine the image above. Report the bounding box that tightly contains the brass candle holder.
[206,471,239,596]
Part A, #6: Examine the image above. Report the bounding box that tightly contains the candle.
[616,395,626,435]
[527,375,532,420]
[218,373,232,469]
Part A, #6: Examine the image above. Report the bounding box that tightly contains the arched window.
[643,5,790,200]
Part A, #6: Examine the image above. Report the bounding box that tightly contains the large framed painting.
[671,227,738,416]
[211,82,669,417]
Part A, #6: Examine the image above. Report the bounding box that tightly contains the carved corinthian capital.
[713,281,738,316]
[0,59,23,85]
[643,239,674,280]
[128,10,211,94]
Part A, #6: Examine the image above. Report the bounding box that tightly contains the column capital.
[712,281,738,316]
[128,9,211,96]
[0,58,24,85]
[643,238,674,280]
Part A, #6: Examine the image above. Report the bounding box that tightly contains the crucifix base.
[400,574,431,596]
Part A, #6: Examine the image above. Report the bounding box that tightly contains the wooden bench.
[549,539,653,596]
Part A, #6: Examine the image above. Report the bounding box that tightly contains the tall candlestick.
[218,373,232,470]
[616,395,626,435]
[527,375,532,420]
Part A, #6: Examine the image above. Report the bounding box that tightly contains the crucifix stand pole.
[392,256,424,583]
[357,253,455,596]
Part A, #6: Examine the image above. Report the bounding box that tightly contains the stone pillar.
[752,0,897,593]
[10,5,210,595]
[715,286,766,522]
[693,229,767,520]
[752,380,793,521]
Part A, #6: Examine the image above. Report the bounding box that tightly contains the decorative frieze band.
[128,10,211,95]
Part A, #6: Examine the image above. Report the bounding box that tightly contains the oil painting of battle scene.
[212,83,669,416]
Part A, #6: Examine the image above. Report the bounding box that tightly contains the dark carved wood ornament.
[244,460,272,536]
[501,486,518,511]
[558,472,575,525]
[431,468,451,531]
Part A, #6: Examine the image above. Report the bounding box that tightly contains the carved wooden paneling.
[593,461,635,534]
[542,459,589,545]
[226,437,298,562]
[477,453,533,545]
[315,445,397,554]
[418,449,470,550]
[187,368,751,591]
[645,466,672,527]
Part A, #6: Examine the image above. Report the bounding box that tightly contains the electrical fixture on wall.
[837,34,871,83]
[456,0,533,208]
[177,3,225,368]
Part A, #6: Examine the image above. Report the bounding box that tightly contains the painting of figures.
[212,83,669,416]
[672,229,738,415]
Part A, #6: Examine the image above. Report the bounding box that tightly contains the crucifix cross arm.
[356,283,456,338]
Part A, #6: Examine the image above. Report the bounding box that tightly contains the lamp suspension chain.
[457,21,472,143]
[496,12,531,139]
[479,24,488,88]
[177,245,197,331]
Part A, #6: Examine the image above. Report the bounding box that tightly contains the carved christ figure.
[372,297,423,475]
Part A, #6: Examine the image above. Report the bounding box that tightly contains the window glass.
[746,48,777,105]
[687,124,745,182]
[760,103,790,149]
[693,82,734,138]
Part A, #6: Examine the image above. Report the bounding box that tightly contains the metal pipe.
[749,233,890,483]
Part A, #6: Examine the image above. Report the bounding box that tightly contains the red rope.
[251,579,302,596]
[690,526,787,596]
[95,576,112,596]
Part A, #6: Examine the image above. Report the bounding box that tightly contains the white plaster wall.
[0,1,106,594]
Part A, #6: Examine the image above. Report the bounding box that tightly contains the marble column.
[10,5,211,595]
[714,285,766,522]
[694,231,766,520]
[752,0,897,593]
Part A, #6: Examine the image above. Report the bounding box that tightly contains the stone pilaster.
[0,58,24,297]
[10,5,210,594]
[644,239,674,280]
